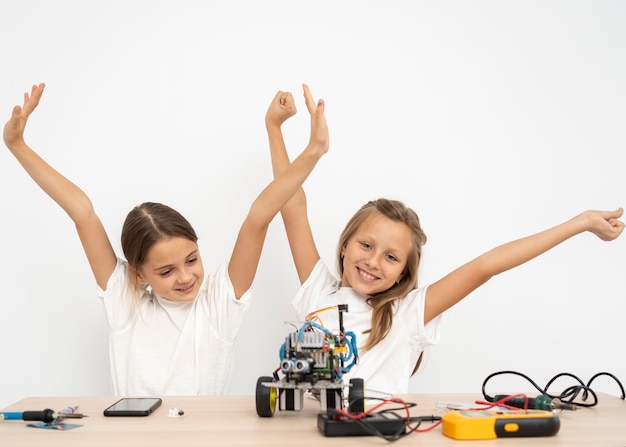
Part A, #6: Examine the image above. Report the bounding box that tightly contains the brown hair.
[336,198,427,352]
[121,202,198,291]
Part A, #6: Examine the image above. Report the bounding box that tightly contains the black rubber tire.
[348,377,365,414]
[255,376,277,417]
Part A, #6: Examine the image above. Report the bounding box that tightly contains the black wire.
[355,417,408,442]
[340,415,441,442]
[543,372,598,407]
[586,372,626,400]
[406,415,442,434]
[481,370,625,408]
[324,407,406,442]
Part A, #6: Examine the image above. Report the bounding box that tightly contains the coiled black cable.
[481,370,625,408]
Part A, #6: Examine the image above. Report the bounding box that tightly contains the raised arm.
[265,84,321,284]
[424,208,624,323]
[227,85,329,298]
[3,84,117,289]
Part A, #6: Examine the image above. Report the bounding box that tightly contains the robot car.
[255,304,364,417]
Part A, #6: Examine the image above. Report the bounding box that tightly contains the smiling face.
[136,236,205,302]
[340,213,412,296]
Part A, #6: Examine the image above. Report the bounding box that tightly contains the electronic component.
[442,409,560,440]
[317,412,406,437]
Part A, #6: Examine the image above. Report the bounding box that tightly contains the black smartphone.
[103,397,163,417]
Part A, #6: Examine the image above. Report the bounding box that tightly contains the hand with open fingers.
[302,83,329,156]
[3,83,46,149]
[583,208,625,241]
[266,90,297,128]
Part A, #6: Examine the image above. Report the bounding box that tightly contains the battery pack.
[317,412,406,437]
[442,409,560,440]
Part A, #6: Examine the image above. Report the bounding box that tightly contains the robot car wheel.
[255,376,277,417]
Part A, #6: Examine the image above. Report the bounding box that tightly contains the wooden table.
[2,393,625,446]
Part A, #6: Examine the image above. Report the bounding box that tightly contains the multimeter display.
[442,409,560,440]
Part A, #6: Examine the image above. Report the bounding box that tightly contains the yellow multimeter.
[442,409,560,440]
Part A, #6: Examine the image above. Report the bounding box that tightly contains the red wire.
[473,393,529,411]
[334,396,447,438]
[334,397,411,422]
[408,419,443,433]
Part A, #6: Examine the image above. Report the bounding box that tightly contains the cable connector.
[549,398,578,411]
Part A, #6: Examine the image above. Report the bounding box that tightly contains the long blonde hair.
[336,199,427,352]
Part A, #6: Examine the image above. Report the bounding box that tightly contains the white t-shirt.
[292,259,441,395]
[98,258,250,396]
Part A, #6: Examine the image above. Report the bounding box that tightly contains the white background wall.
[1,1,624,410]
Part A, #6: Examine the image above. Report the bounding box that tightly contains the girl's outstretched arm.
[227,85,329,298]
[423,208,624,323]
[3,84,117,290]
[265,85,321,284]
